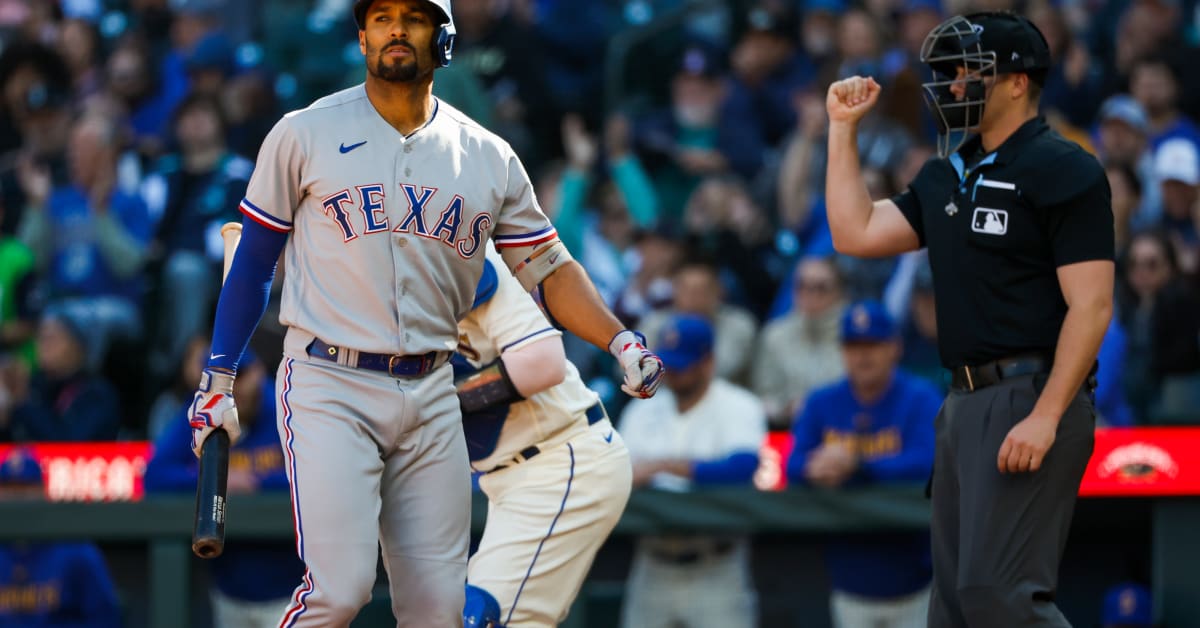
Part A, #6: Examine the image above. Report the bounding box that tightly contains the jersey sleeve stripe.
[493,226,558,248]
[240,199,293,232]
[499,326,558,353]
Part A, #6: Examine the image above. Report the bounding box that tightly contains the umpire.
[823,11,1114,628]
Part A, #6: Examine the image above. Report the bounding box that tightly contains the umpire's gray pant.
[927,374,1094,628]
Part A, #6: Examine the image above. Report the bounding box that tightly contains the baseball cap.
[1101,582,1152,627]
[186,32,235,75]
[964,11,1052,76]
[1099,95,1150,135]
[677,43,723,80]
[0,449,43,487]
[654,314,714,371]
[841,300,897,343]
[1154,138,1200,185]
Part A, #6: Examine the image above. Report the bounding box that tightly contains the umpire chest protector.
[894,116,1114,368]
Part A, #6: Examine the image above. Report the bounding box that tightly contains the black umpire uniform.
[893,12,1115,627]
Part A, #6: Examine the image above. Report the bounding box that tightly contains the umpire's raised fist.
[827,76,881,125]
[189,368,242,457]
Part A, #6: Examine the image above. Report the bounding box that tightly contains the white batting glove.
[188,368,241,457]
[609,330,665,399]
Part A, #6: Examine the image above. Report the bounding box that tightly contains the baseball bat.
[192,222,243,559]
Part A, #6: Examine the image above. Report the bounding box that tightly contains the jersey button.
[405,168,412,176]
[403,145,413,154]
[398,238,408,247]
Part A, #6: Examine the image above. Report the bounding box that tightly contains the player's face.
[842,340,900,391]
[359,0,436,83]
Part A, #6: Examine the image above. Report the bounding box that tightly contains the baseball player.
[457,245,632,627]
[185,1,664,626]
[824,11,1113,627]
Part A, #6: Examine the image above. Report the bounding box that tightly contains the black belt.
[306,338,445,378]
[950,355,1048,392]
[491,403,607,471]
[649,541,735,566]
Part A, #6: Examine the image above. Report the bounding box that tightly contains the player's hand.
[188,368,242,457]
[826,76,881,126]
[609,330,664,399]
[997,412,1058,473]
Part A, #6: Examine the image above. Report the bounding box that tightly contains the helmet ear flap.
[436,23,456,67]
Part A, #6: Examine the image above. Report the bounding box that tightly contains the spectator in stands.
[753,255,847,428]
[633,41,738,219]
[618,314,764,628]
[722,2,815,177]
[185,31,237,98]
[142,93,252,379]
[1130,56,1200,154]
[1118,230,1200,422]
[0,42,73,236]
[613,223,682,332]
[638,257,758,385]
[787,300,939,628]
[144,349,305,627]
[1029,1,1105,129]
[553,112,659,307]
[58,17,105,102]
[1095,95,1159,229]
[0,307,120,442]
[1101,582,1153,628]
[17,112,153,370]
[1154,138,1200,271]
[681,176,777,315]
[0,448,122,627]
[451,0,552,164]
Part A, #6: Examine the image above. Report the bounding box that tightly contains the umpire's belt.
[951,355,1048,392]
[492,403,607,471]
[306,338,446,378]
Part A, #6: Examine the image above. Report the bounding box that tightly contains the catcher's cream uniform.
[457,246,632,627]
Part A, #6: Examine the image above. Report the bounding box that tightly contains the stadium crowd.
[0,0,1196,625]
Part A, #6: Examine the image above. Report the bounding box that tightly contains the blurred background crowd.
[0,0,1195,625]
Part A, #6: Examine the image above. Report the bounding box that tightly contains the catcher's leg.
[470,419,632,627]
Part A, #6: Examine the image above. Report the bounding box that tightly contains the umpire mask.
[919,15,996,158]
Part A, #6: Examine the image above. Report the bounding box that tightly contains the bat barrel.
[192,429,231,558]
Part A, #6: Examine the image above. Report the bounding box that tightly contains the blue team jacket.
[788,370,941,598]
[144,378,305,602]
[0,542,122,627]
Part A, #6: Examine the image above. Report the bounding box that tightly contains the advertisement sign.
[0,443,152,502]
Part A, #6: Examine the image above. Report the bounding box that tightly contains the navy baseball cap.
[964,12,1052,76]
[655,314,714,371]
[841,300,897,343]
[1101,583,1152,627]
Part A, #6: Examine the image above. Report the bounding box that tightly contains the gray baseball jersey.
[239,85,558,357]
[240,85,559,627]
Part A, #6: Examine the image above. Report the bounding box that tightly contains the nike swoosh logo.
[603,431,614,443]
[210,353,225,361]
[549,252,560,265]
[339,140,367,154]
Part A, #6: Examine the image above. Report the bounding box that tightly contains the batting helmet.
[919,11,1050,156]
[352,0,456,67]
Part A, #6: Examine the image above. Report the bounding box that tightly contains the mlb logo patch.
[971,207,1008,235]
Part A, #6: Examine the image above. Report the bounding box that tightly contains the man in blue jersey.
[0,448,122,627]
[787,300,940,628]
[145,350,305,627]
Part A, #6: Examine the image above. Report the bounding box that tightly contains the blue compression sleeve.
[207,218,288,372]
[692,452,759,486]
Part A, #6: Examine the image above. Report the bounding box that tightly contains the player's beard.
[368,41,427,83]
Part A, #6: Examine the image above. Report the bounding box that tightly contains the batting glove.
[188,368,241,457]
[609,330,664,399]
